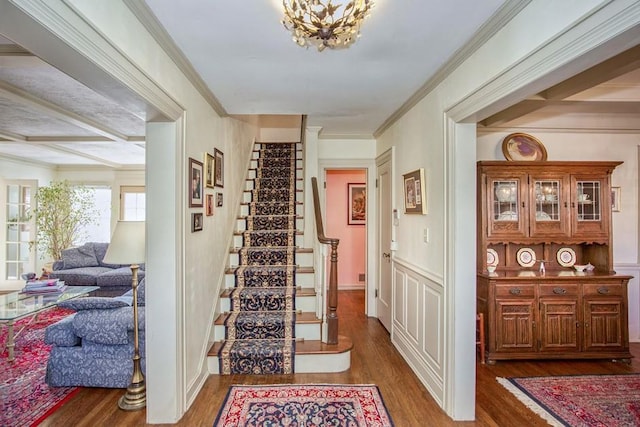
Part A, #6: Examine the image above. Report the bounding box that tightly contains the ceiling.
[0,1,638,168]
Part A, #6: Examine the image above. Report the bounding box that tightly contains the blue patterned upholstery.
[49,242,145,297]
[44,280,146,388]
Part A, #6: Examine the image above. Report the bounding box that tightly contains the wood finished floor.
[41,290,640,426]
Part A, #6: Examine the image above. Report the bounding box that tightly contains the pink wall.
[325,169,366,288]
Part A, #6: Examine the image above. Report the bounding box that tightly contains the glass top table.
[1,285,99,361]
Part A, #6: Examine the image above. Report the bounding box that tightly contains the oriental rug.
[0,307,79,427]
[213,384,395,427]
[218,142,298,374]
[498,374,640,427]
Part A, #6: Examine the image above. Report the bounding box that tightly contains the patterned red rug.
[214,384,394,426]
[498,374,640,427]
[0,307,79,427]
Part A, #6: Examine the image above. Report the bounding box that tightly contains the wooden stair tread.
[220,287,316,298]
[240,201,302,205]
[225,266,314,274]
[214,311,320,325]
[208,335,353,357]
[233,230,303,235]
[229,247,313,254]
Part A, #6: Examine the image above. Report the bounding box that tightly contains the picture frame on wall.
[612,186,621,212]
[403,168,427,214]
[206,194,214,216]
[347,183,366,225]
[214,148,224,188]
[216,192,223,207]
[192,212,203,232]
[189,157,204,207]
[204,152,215,188]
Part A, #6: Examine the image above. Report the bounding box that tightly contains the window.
[76,186,112,244]
[3,181,36,281]
[121,186,146,221]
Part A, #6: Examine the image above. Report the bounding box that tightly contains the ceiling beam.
[0,80,130,142]
[25,136,146,144]
[0,44,32,56]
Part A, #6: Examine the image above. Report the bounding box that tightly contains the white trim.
[393,255,444,285]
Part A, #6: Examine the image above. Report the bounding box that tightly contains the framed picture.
[189,157,204,207]
[403,168,427,214]
[206,194,214,216]
[611,186,621,212]
[204,152,215,188]
[347,183,366,225]
[501,132,548,161]
[214,148,224,188]
[216,192,223,207]
[192,212,203,232]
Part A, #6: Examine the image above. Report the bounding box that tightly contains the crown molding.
[479,125,640,135]
[123,0,227,117]
[0,44,32,55]
[373,0,532,138]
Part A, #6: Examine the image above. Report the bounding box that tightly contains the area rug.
[0,307,79,427]
[213,384,394,427]
[498,374,640,427]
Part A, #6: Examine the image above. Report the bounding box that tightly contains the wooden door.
[571,175,609,241]
[528,174,571,239]
[539,297,579,353]
[494,299,536,353]
[485,172,529,240]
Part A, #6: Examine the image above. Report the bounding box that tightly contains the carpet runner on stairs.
[218,142,298,374]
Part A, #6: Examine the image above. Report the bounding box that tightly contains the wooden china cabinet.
[476,161,632,364]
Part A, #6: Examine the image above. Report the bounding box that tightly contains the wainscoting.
[614,263,640,342]
[391,257,444,406]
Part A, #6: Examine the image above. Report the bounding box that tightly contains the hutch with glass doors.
[476,161,632,364]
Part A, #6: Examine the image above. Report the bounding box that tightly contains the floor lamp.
[103,220,146,411]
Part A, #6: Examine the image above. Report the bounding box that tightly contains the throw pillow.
[62,243,99,269]
[58,297,129,311]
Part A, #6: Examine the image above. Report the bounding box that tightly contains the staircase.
[208,141,352,374]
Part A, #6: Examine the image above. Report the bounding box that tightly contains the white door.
[377,158,392,331]
[1,180,37,288]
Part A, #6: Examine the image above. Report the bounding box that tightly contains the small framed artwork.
[206,194,214,216]
[216,192,223,207]
[214,148,224,188]
[204,152,215,188]
[192,212,203,232]
[189,157,204,207]
[611,186,621,212]
[403,168,427,214]
[347,183,366,225]
[501,132,548,161]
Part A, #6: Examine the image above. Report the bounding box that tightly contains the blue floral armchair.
[44,279,145,388]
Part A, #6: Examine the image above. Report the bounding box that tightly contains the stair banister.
[311,177,340,345]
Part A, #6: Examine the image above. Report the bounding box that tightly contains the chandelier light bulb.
[282,0,374,51]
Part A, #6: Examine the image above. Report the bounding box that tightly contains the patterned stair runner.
[218,142,298,374]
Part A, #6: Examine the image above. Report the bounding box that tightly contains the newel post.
[327,240,339,344]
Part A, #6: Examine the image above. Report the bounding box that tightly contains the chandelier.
[282,0,374,51]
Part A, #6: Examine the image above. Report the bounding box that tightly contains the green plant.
[34,180,98,260]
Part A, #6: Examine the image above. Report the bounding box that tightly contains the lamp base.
[118,378,146,411]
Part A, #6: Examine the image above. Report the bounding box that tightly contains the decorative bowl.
[487,265,496,273]
[574,264,587,272]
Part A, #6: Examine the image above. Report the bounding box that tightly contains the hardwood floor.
[41,290,640,426]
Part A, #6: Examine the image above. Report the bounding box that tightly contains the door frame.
[375,148,395,330]
[319,159,376,315]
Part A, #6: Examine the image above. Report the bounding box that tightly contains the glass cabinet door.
[487,174,528,239]
[572,177,608,240]
[529,177,570,238]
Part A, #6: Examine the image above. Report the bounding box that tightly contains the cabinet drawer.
[539,283,578,297]
[583,283,624,297]
[495,284,535,298]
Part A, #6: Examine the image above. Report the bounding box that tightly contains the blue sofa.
[44,279,145,388]
[49,242,145,297]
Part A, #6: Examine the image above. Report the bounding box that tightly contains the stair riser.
[245,180,303,191]
[225,271,315,288]
[228,251,313,268]
[240,204,304,217]
[208,350,351,375]
[233,233,304,248]
[236,218,304,232]
[242,191,302,203]
[213,322,321,342]
[249,158,303,169]
[219,294,316,312]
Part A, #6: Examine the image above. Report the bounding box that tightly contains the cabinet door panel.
[530,175,571,238]
[584,298,626,351]
[540,298,579,353]
[486,174,528,239]
[571,176,609,240]
[495,299,536,352]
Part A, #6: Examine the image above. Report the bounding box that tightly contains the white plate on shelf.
[536,211,551,221]
[498,211,517,221]
[556,247,576,267]
[516,247,536,267]
[487,248,498,266]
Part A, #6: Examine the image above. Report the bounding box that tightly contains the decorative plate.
[498,211,517,221]
[535,211,551,221]
[501,132,548,161]
[516,247,536,267]
[487,248,498,266]
[556,247,576,267]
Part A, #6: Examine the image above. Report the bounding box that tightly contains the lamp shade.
[103,221,146,265]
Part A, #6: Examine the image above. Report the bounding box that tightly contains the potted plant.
[34,180,97,261]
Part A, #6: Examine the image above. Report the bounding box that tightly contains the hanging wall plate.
[556,247,576,267]
[516,247,536,268]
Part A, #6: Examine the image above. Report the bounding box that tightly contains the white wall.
[376,0,640,420]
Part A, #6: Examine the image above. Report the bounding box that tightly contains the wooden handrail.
[311,177,340,344]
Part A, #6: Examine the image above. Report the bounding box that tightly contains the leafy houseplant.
[34,180,97,261]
